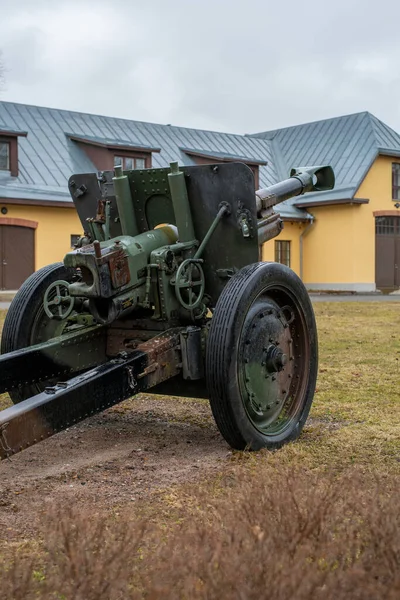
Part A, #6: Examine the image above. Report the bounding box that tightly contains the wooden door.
[0,225,35,290]
[375,216,400,290]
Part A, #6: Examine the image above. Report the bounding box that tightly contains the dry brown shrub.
[1,507,146,600]
[138,468,400,599]
[1,467,399,599]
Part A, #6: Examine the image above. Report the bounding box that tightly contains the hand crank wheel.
[206,262,318,450]
[43,280,75,320]
[175,258,205,310]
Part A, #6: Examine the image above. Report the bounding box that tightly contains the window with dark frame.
[70,234,81,248]
[0,141,10,171]
[393,163,400,200]
[275,240,291,267]
[114,155,147,170]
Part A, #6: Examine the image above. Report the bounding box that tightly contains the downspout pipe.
[299,216,314,281]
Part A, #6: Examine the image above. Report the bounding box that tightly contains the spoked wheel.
[1,263,79,403]
[206,262,318,450]
[175,258,205,310]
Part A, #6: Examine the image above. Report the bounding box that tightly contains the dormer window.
[67,133,159,172]
[0,141,10,170]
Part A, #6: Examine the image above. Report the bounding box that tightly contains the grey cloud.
[0,0,399,134]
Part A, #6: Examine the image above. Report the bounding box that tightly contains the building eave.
[67,134,161,154]
[180,147,268,166]
[377,147,400,159]
[295,198,369,208]
[0,197,74,208]
[0,127,28,138]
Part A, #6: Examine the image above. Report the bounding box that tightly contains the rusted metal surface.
[106,318,174,356]
[108,245,131,289]
[136,329,183,388]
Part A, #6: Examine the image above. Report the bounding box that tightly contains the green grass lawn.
[311,302,400,471]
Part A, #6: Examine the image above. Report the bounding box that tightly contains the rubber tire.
[1,262,75,404]
[206,262,318,451]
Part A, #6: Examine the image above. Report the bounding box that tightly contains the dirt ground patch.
[0,394,229,540]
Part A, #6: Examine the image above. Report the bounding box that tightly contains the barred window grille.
[392,163,400,200]
[0,142,10,171]
[275,240,291,267]
[375,216,400,235]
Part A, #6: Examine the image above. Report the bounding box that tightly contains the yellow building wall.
[2,204,83,271]
[302,155,400,290]
[262,221,305,276]
[301,204,357,285]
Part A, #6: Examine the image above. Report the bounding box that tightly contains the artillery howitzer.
[0,161,334,459]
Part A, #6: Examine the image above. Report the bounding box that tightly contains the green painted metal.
[112,165,140,237]
[43,280,75,320]
[193,204,229,260]
[167,162,196,244]
[104,200,111,240]
[66,228,177,291]
[0,324,107,394]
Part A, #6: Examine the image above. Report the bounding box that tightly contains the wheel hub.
[264,345,287,373]
[241,299,295,427]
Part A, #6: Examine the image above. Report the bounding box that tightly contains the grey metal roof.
[2,102,398,220]
[251,111,400,207]
[0,101,278,192]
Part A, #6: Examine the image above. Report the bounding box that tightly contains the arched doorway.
[0,218,36,290]
[375,215,400,291]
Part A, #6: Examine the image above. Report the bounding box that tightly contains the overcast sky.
[0,0,399,135]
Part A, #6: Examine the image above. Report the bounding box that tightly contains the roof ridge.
[251,111,371,138]
[367,112,400,149]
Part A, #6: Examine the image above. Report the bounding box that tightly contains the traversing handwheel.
[206,261,318,451]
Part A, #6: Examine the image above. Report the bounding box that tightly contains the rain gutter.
[299,216,314,281]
